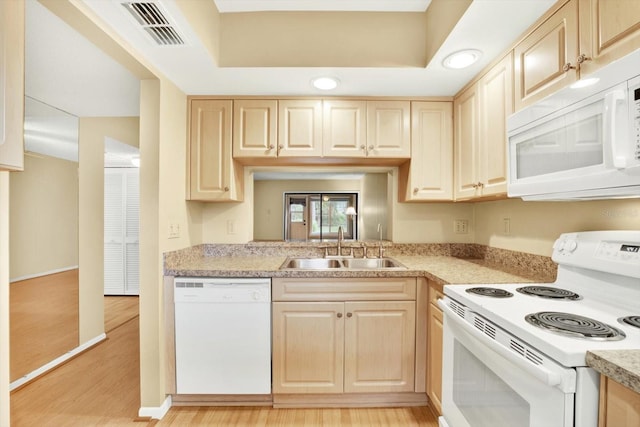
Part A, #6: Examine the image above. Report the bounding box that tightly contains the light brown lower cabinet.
[427,281,444,415]
[272,278,418,397]
[598,375,640,427]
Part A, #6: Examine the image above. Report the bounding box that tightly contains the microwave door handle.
[605,89,627,169]
[438,299,564,388]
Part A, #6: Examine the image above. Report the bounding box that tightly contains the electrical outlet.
[454,219,469,234]
[503,218,511,235]
[168,223,180,239]
[227,220,236,235]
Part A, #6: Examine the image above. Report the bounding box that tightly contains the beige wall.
[9,153,79,280]
[78,117,139,344]
[474,198,640,256]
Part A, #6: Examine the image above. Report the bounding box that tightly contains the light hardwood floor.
[10,269,79,381]
[11,292,439,426]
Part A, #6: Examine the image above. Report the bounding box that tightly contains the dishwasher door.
[174,278,271,394]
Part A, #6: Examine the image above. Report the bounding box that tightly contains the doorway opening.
[284,193,358,241]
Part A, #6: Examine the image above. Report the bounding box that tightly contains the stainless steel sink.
[279,257,406,270]
[280,258,343,269]
[341,258,405,269]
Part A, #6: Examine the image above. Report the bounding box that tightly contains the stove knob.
[565,240,578,253]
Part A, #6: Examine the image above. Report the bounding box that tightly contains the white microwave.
[507,49,640,200]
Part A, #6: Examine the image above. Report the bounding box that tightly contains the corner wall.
[0,172,10,427]
[78,116,139,344]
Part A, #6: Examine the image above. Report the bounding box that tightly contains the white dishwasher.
[174,277,271,394]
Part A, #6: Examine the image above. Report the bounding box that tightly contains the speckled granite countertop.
[586,350,640,394]
[164,242,557,285]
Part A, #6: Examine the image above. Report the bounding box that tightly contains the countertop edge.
[586,350,640,394]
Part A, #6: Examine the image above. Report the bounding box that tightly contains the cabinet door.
[427,285,444,416]
[272,302,344,394]
[401,102,453,201]
[514,0,579,111]
[478,53,512,197]
[322,100,367,157]
[233,100,277,158]
[0,0,24,171]
[579,0,640,76]
[366,101,411,158]
[599,376,640,427]
[188,100,242,201]
[343,301,415,393]
[454,85,479,200]
[278,100,322,157]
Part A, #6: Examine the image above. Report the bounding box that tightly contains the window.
[284,193,358,241]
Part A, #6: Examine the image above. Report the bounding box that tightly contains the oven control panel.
[552,231,640,279]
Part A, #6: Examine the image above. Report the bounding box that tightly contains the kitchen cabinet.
[426,281,443,416]
[454,53,512,200]
[323,100,410,158]
[598,375,640,427]
[322,100,367,157]
[0,0,24,171]
[187,99,243,201]
[278,99,323,157]
[366,101,411,158]
[579,0,640,76]
[514,0,640,111]
[513,0,579,111]
[272,278,417,396]
[232,100,278,158]
[399,102,453,202]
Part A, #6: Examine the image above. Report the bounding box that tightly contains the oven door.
[439,300,577,427]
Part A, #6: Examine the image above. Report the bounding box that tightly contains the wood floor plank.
[10,269,79,381]
[105,295,139,333]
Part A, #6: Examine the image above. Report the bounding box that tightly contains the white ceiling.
[25,0,556,162]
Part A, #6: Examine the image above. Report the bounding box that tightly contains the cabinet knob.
[368,145,374,151]
[278,145,283,150]
[562,62,577,72]
[268,144,275,150]
[360,145,366,150]
[576,54,590,64]
[224,186,229,192]
[413,188,419,194]
[346,312,353,318]
[477,182,484,188]
[337,312,343,318]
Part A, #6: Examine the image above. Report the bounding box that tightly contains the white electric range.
[438,230,640,427]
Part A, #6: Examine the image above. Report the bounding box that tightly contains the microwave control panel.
[633,85,640,160]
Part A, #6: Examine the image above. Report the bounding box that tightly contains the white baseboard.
[139,395,172,420]
[10,333,106,391]
[10,265,79,283]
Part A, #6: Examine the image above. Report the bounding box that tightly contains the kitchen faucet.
[337,226,344,255]
[377,223,385,258]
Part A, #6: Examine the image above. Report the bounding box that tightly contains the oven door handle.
[439,299,564,388]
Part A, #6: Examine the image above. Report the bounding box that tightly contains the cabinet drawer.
[428,281,444,307]
[272,277,416,301]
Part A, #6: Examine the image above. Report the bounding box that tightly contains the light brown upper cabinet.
[514,0,640,111]
[0,0,24,171]
[514,0,579,111]
[579,0,640,76]
[278,99,323,157]
[455,53,512,201]
[366,101,411,158]
[399,102,453,202]
[322,100,368,157]
[323,100,410,158]
[232,100,278,158]
[187,99,243,202]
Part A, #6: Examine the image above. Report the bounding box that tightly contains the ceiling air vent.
[122,2,185,46]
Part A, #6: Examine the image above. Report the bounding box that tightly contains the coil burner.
[465,287,513,298]
[618,315,640,329]
[517,286,581,300]
[525,311,626,341]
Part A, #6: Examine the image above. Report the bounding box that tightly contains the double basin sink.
[280,257,407,270]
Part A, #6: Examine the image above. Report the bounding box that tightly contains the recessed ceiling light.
[312,77,340,90]
[442,49,482,69]
[570,77,600,89]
